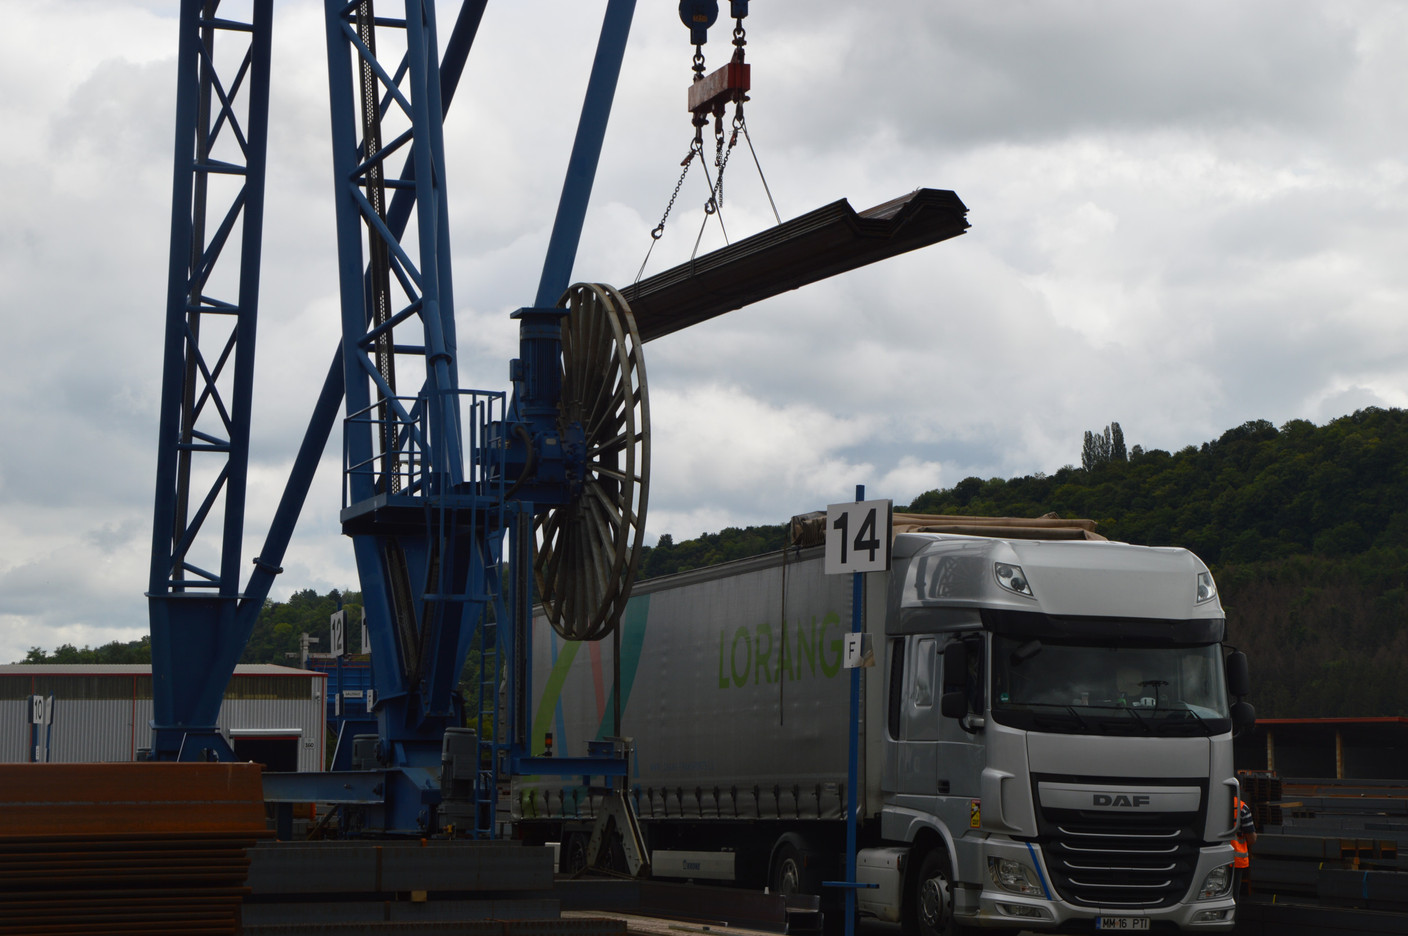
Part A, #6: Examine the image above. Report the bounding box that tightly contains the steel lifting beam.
[148,0,273,762]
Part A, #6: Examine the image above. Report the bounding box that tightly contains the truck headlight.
[995,563,1035,598]
[1196,571,1218,603]
[988,858,1043,896]
[1198,863,1233,900]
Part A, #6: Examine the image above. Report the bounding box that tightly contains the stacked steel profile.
[0,762,267,934]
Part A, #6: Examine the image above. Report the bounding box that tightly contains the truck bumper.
[963,841,1238,931]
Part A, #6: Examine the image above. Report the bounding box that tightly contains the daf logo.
[1093,793,1151,808]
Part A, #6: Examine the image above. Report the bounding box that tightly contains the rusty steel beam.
[0,762,267,837]
[0,763,267,935]
[622,188,969,343]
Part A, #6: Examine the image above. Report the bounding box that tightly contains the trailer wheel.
[770,841,809,897]
[910,849,978,936]
[564,832,590,875]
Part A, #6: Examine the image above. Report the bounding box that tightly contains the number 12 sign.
[825,499,893,575]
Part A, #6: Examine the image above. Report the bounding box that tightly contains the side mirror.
[1226,650,1250,698]
[1231,701,1255,735]
[941,691,968,721]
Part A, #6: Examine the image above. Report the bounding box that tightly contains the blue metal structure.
[148,0,960,850]
[150,0,643,835]
[148,0,273,762]
[323,0,508,833]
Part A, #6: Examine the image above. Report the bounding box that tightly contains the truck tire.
[771,838,822,900]
[910,849,979,936]
[563,832,590,875]
[770,841,810,897]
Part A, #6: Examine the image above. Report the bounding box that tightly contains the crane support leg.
[148,0,274,761]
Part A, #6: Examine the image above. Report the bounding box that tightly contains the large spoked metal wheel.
[534,283,650,642]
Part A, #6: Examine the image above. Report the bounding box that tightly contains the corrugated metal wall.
[0,671,323,770]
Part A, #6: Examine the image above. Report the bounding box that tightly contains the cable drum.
[534,283,650,642]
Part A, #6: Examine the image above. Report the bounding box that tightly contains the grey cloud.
[3,1,1408,658]
[770,1,1358,150]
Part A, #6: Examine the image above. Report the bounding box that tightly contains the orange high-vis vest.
[1232,797,1250,868]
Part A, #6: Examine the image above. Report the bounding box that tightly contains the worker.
[1232,796,1258,893]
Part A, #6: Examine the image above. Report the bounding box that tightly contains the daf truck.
[517,514,1254,934]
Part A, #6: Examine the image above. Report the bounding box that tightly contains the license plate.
[1096,918,1150,931]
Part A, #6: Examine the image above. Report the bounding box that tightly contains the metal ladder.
[472,541,504,839]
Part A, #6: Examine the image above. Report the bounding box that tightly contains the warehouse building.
[0,664,326,771]
[1235,716,1408,780]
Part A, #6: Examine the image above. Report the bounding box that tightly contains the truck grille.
[1037,811,1202,909]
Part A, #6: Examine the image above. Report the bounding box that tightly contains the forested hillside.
[21,408,1407,718]
[18,586,493,707]
[18,589,362,666]
[639,408,1408,718]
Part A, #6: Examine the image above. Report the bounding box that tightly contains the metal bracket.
[586,789,652,879]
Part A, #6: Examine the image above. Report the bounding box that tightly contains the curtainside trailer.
[516,514,1253,934]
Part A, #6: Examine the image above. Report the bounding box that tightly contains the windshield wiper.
[1170,706,1215,737]
[1118,704,1153,734]
[1007,702,1095,732]
[1064,705,1091,730]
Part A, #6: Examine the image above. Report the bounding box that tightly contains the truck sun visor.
[981,608,1227,646]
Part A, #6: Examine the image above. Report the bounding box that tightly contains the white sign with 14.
[824,498,893,575]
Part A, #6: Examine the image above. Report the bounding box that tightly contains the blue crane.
[148,0,649,836]
[146,0,966,839]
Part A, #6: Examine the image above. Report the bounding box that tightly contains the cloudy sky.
[2,1,1407,662]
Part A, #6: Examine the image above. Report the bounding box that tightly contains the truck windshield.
[990,636,1231,736]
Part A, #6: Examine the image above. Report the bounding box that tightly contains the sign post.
[823,488,891,936]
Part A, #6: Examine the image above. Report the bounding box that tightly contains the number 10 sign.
[825,499,893,575]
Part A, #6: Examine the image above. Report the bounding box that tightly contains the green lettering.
[819,612,843,677]
[777,620,791,682]
[798,616,817,676]
[755,622,773,685]
[718,629,730,688]
[730,626,751,688]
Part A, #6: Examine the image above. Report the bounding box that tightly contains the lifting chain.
[709,115,741,216]
[640,1,764,280]
[691,46,708,145]
[652,139,702,242]
[706,12,746,215]
[636,139,703,283]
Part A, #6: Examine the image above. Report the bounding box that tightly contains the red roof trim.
[1255,716,1408,725]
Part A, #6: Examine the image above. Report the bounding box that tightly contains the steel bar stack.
[1236,774,1408,932]
[242,841,632,935]
[0,762,268,935]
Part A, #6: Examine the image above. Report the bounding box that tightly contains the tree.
[19,636,152,665]
[1082,422,1128,469]
[1082,428,1109,470]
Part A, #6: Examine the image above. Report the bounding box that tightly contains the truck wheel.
[563,832,589,875]
[770,842,808,897]
[911,849,976,936]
